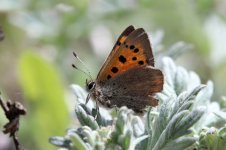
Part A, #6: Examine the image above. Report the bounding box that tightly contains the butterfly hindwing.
[101,66,163,111]
[97,26,154,83]
[103,66,163,96]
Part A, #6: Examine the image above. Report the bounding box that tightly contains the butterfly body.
[87,25,164,113]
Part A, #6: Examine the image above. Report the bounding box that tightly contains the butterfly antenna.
[72,64,92,81]
[72,52,93,81]
[73,52,91,73]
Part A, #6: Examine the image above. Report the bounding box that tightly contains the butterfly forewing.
[97,26,154,83]
[96,25,135,81]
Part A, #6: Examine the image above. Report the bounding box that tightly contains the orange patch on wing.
[103,45,148,79]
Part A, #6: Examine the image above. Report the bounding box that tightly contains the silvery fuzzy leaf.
[157,83,177,102]
[168,91,190,120]
[106,57,205,149]
[161,57,205,97]
[70,84,86,100]
[195,101,223,131]
[161,136,197,150]
[79,127,97,146]
[67,132,89,150]
[149,99,172,148]
[194,83,221,130]
[152,108,205,150]
[49,136,72,148]
[214,109,226,120]
[176,101,194,114]
[152,110,189,150]
[169,85,206,120]
[175,66,189,95]
[75,105,99,130]
[75,126,107,149]
[107,107,148,150]
[162,57,177,89]
[173,107,206,138]
[131,116,145,137]
[132,135,149,150]
[114,107,128,133]
[187,71,201,90]
[143,108,156,142]
[165,41,192,59]
[193,81,213,108]
[187,85,207,100]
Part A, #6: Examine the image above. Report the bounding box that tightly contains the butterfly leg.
[94,100,99,120]
[85,93,91,105]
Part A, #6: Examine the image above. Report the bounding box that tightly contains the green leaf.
[19,51,69,150]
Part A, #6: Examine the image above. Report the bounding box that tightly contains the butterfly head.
[86,79,96,92]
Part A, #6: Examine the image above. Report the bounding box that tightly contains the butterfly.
[85,25,164,113]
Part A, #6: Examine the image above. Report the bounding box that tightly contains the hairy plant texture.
[49,57,226,150]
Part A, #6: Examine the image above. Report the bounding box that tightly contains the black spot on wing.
[134,48,139,53]
[132,57,137,61]
[111,67,118,73]
[107,75,112,79]
[119,55,127,64]
[130,45,135,49]
[138,60,144,65]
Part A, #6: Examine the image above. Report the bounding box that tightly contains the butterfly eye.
[87,81,95,91]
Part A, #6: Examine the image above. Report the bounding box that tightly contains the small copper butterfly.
[85,25,164,113]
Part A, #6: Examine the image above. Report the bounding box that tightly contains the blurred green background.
[0,0,226,149]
